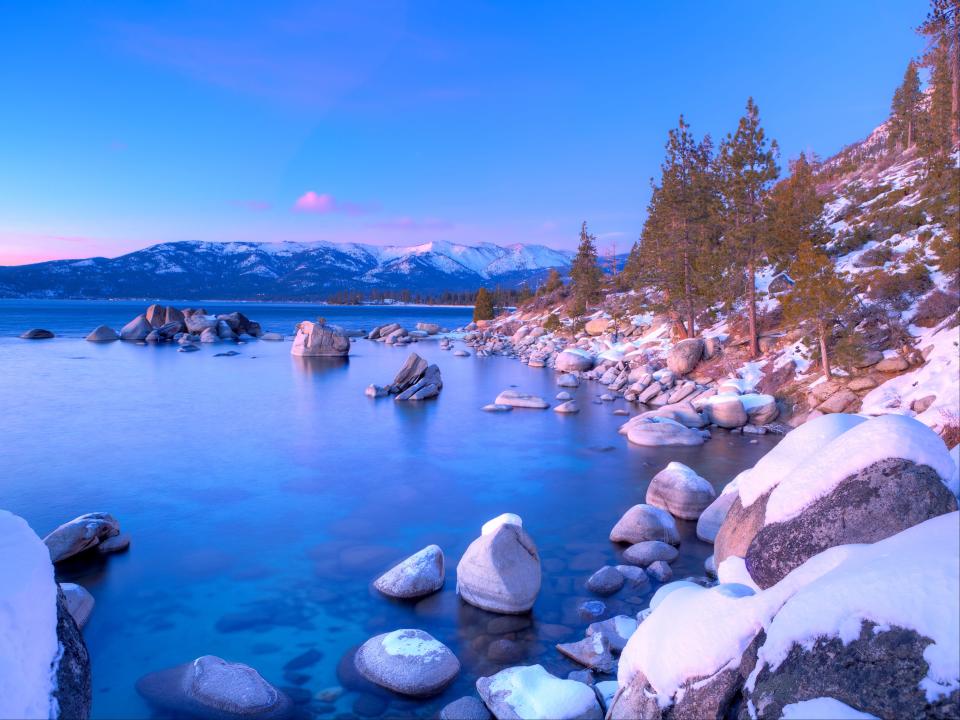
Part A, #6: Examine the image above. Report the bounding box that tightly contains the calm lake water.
[0,300,777,719]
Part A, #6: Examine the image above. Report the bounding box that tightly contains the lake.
[0,300,777,719]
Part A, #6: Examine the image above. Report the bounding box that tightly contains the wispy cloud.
[293,191,372,215]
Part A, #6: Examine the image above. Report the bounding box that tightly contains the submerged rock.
[20,328,55,339]
[554,401,580,414]
[355,629,460,697]
[373,545,445,599]
[625,418,707,447]
[439,696,492,720]
[585,566,624,596]
[622,541,678,567]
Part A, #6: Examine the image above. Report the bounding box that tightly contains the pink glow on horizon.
[294,191,336,213]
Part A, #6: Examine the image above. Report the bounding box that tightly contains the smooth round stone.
[20,328,54,339]
[373,545,445,599]
[85,325,119,342]
[440,696,492,720]
[615,565,650,588]
[494,390,549,409]
[647,561,673,582]
[556,391,572,401]
[696,492,737,544]
[136,655,293,719]
[43,512,121,563]
[704,554,717,577]
[354,629,460,697]
[482,403,512,412]
[556,373,580,388]
[486,638,524,663]
[554,401,580,414]
[646,461,717,520]
[586,566,624,596]
[456,522,541,614]
[609,504,680,545]
[622,541,679,567]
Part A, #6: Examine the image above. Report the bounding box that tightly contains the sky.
[0,1,931,265]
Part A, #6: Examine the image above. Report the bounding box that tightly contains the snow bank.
[735,414,868,507]
[780,697,878,719]
[765,414,955,525]
[0,509,60,719]
[749,512,960,702]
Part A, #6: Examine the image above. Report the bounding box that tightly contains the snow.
[486,665,600,720]
[481,513,522,536]
[381,629,445,661]
[749,512,960,702]
[779,697,878,719]
[0,509,60,720]
[950,445,960,500]
[764,414,956,524]
[736,414,868,508]
[658,462,710,491]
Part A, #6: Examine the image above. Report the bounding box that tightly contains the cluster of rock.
[607,414,959,719]
[116,304,263,346]
[366,321,445,346]
[366,352,443,400]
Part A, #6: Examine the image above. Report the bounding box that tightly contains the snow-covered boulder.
[646,462,717,520]
[624,417,707,447]
[704,395,749,428]
[476,664,603,720]
[136,655,292,718]
[587,615,638,653]
[290,321,350,357]
[355,629,460,697]
[373,545,445,599]
[667,338,704,376]
[457,519,541,614]
[609,504,679,545]
[43,512,121,563]
[630,401,706,429]
[742,393,779,425]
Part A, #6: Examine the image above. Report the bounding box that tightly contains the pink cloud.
[293,191,372,215]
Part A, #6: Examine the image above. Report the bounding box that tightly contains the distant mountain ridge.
[0,240,575,300]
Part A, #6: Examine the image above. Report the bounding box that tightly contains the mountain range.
[0,240,575,300]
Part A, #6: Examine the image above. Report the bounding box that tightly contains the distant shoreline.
[0,297,477,309]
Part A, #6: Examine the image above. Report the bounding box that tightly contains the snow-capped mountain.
[0,240,574,300]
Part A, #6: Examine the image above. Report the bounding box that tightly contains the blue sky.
[0,1,929,264]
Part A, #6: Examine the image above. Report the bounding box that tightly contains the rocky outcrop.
[355,629,460,697]
[54,586,92,720]
[375,353,443,401]
[456,518,541,614]
[290,321,350,357]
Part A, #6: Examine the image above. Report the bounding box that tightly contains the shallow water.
[0,300,777,719]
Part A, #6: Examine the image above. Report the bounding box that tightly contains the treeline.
[324,286,536,308]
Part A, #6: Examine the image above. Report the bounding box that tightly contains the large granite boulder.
[184,312,218,334]
[291,321,350,357]
[43,513,121,563]
[373,545,445,599]
[585,318,610,336]
[390,353,428,392]
[85,325,119,342]
[457,517,541,614]
[136,655,293,719]
[54,586,93,720]
[625,417,707,447]
[697,491,737,544]
[646,461,717,520]
[396,364,443,401]
[476,665,603,720]
[667,338,704,376]
[704,396,749,428]
[494,390,549,409]
[355,629,460,697]
[555,350,595,373]
[145,304,185,331]
[120,315,152,341]
[609,504,679,545]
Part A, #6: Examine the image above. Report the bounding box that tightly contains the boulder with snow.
[646,462,717,520]
[476,665,603,720]
[609,504,679,545]
[291,321,350,357]
[587,615,638,653]
[556,634,617,673]
[555,350,595,373]
[373,545,444,599]
[355,629,460,697]
[704,396,749,428]
[457,516,541,614]
[667,338,704,376]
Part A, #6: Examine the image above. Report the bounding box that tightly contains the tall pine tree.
[889,60,925,150]
[569,221,603,315]
[718,98,780,357]
[766,152,828,272]
[472,287,494,321]
[925,43,956,157]
[919,0,960,148]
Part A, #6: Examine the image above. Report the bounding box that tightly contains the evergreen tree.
[781,241,857,379]
[569,221,603,310]
[718,97,780,357]
[543,268,564,293]
[889,60,925,150]
[766,152,828,271]
[925,43,956,157]
[919,0,959,148]
[472,287,494,321]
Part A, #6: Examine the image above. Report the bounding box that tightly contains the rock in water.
[705,396,749,428]
[622,541,678,567]
[646,461,717,520]
[20,328,55,339]
[43,512,121,563]
[554,401,580,414]
[60,583,95,630]
[609,504,679,545]
[556,634,617,673]
[476,665,603,720]
[586,615,638,653]
[457,519,541,614]
[54,585,93,720]
[290,321,350,357]
[696,491,737,544]
[625,418,706,447]
[439,696,492,720]
[585,566,624,595]
[373,545,445,599]
[120,314,152,341]
[494,390,549,409]
[354,629,460,697]
[85,325,119,342]
[556,373,580,388]
[390,353,429,392]
[555,350,595,372]
[667,338,704,375]
[136,655,293,719]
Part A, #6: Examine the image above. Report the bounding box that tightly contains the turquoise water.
[0,300,777,718]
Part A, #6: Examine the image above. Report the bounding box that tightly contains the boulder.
[416,322,442,334]
[120,315,152,341]
[494,390,549,410]
[456,521,541,614]
[390,353,429,393]
[43,513,121,563]
[556,350,595,373]
[667,338,704,376]
[217,319,238,340]
[365,384,388,399]
[291,321,350,357]
[200,328,220,343]
[609,504,679,545]
[85,325,119,342]
[585,318,610,336]
[482,404,512,412]
[476,665,603,720]
[373,545,445,599]
[556,374,580,388]
[184,313,218,334]
[440,696,492,720]
[136,655,293,719]
[697,491,737,544]
[60,583,95,630]
[261,332,284,341]
[554,401,580,414]
[817,388,858,414]
[354,629,460,697]
[585,566,624,596]
[625,418,707,447]
[744,395,779,425]
[705,397,749,428]
[646,461,717,520]
[20,328,55,339]
[874,355,910,373]
[622,541,678,567]
[586,615,638,654]
[54,586,92,720]
[556,635,617,673]
[97,533,130,554]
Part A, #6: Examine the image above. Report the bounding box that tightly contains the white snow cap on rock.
[483,664,600,719]
[764,414,956,524]
[0,510,60,720]
[481,513,522,536]
[780,697,878,719]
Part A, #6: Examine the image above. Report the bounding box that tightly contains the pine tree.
[766,152,828,271]
[781,242,857,379]
[925,43,955,157]
[919,0,959,148]
[472,287,494,321]
[718,97,780,357]
[543,268,564,293]
[889,60,925,150]
[569,221,603,311]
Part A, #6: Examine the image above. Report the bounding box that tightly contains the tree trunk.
[952,40,959,147]
[747,259,759,357]
[907,118,913,149]
[819,323,832,379]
